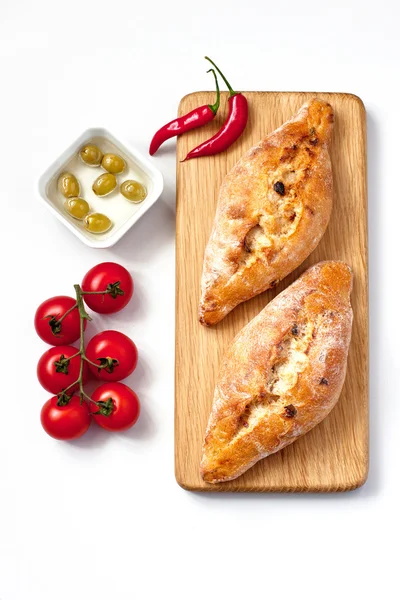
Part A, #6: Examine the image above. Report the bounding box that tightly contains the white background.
[0,0,398,598]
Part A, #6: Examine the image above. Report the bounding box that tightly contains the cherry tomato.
[91,382,140,431]
[37,345,88,394]
[34,295,86,345]
[41,395,91,440]
[85,330,138,382]
[81,262,133,314]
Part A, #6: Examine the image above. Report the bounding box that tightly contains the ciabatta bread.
[200,261,353,484]
[199,98,334,326]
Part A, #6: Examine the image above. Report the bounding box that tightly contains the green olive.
[84,213,112,234]
[58,172,80,198]
[101,153,126,174]
[92,173,117,196]
[64,197,90,220]
[79,144,103,167]
[120,180,147,203]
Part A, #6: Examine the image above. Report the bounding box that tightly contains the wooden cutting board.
[175,92,368,492]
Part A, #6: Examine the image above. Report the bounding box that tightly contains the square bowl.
[38,128,164,248]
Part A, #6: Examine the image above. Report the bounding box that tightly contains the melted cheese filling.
[232,321,314,440]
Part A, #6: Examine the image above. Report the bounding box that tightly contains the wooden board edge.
[178,90,367,113]
[355,95,370,476]
[175,472,369,493]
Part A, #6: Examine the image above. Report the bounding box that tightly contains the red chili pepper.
[183,57,248,161]
[149,69,220,156]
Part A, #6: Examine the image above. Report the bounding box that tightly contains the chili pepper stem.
[205,56,236,96]
[207,69,220,115]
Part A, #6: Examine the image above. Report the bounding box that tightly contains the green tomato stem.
[58,303,78,324]
[56,283,121,411]
[73,285,92,321]
[60,378,80,394]
[78,305,86,404]
[81,389,96,404]
[80,290,107,296]
[82,356,101,369]
[73,284,97,406]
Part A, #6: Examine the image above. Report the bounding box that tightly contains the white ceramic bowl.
[38,128,164,248]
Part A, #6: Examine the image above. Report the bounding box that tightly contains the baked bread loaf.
[200,261,353,484]
[199,98,334,326]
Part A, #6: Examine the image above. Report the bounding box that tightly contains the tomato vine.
[55,284,122,410]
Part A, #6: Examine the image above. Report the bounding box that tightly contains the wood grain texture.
[175,92,368,492]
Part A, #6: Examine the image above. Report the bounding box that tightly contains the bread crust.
[200,261,353,484]
[199,98,334,326]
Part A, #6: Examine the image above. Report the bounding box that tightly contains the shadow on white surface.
[151,144,177,158]
[120,353,157,441]
[364,110,381,497]
[66,420,109,449]
[82,277,149,332]
[111,193,175,262]
[110,275,149,325]
[65,395,155,449]
[119,399,156,442]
